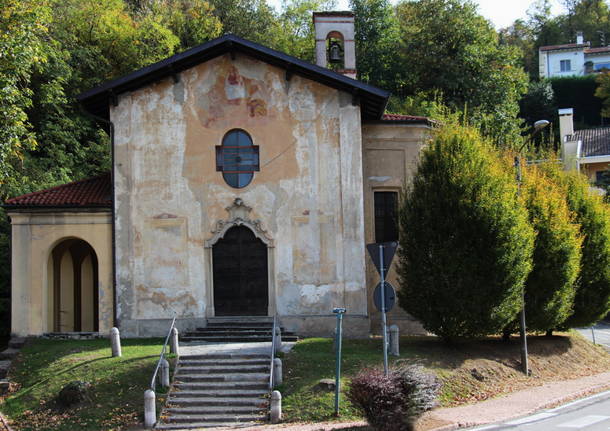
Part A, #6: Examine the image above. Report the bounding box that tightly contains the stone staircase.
[156,352,270,429]
[156,318,296,429]
[181,318,298,343]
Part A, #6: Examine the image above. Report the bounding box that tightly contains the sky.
[267,0,566,29]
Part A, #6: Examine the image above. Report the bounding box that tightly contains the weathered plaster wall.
[8,211,113,336]
[111,54,367,336]
[581,161,610,182]
[361,123,431,335]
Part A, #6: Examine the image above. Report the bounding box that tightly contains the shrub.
[397,125,535,341]
[542,166,610,327]
[347,365,440,431]
[518,164,582,332]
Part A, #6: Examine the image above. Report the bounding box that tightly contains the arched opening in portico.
[47,238,99,332]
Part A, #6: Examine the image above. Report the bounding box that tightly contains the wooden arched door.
[212,226,268,316]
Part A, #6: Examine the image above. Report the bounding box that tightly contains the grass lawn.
[0,338,173,431]
[279,332,610,423]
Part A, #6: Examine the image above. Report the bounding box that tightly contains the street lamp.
[515,119,550,376]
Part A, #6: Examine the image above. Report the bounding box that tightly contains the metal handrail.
[150,316,177,390]
[268,314,277,392]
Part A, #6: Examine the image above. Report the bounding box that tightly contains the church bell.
[328,40,343,64]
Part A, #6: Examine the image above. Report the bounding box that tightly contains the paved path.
[467,390,610,430]
[424,372,610,430]
[577,322,610,351]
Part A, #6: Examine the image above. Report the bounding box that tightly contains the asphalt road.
[577,321,610,350]
[468,390,610,430]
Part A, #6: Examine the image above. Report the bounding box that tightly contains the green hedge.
[549,76,604,128]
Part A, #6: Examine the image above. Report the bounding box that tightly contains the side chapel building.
[5,13,433,337]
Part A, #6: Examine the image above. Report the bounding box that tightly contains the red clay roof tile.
[4,173,111,208]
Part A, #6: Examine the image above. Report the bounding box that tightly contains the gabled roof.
[4,174,112,209]
[585,46,610,54]
[567,127,610,158]
[539,42,590,52]
[77,34,390,121]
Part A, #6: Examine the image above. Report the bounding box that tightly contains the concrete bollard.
[270,390,282,423]
[274,326,282,351]
[273,357,282,387]
[170,327,179,356]
[159,358,170,388]
[144,389,156,428]
[389,324,399,357]
[110,327,122,357]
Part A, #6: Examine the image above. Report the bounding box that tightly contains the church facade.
[5,13,432,337]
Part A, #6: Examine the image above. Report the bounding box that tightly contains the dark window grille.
[374,191,399,243]
[216,129,259,188]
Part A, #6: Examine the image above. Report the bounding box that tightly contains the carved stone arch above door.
[205,198,274,248]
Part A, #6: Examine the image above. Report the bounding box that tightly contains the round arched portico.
[204,198,275,317]
[7,211,113,336]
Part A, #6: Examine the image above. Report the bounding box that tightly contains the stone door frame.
[204,198,276,317]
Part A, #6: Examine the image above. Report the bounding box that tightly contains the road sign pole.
[333,308,346,416]
[379,244,389,376]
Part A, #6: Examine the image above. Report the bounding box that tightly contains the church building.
[5,12,432,337]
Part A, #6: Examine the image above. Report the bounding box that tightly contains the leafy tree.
[0,0,50,180]
[519,164,581,333]
[595,71,610,118]
[350,0,399,90]
[595,167,610,203]
[397,125,535,341]
[394,0,528,148]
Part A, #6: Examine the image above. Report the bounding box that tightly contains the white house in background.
[539,32,610,78]
[560,108,610,185]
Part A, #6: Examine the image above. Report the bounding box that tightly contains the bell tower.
[313,11,356,79]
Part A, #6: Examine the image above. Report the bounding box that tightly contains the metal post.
[379,244,389,376]
[591,326,597,344]
[333,308,345,416]
[515,155,529,376]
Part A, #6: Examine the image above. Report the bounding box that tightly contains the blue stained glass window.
[216,129,259,189]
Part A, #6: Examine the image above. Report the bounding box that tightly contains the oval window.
[215,129,260,189]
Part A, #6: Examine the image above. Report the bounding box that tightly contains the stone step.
[167,395,267,405]
[8,337,26,349]
[0,360,11,379]
[168,391,267,401]
[0,379,9,395]
[177,365,269,374]
[174,373,268,383]
[164,413,265,424]
[178,359,269,367]
[166,405,266,415]
[155,421,260,430]
[173,381,268,391]
[0,348,19,360]
[179,354,268,361]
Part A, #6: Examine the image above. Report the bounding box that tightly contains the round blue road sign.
[373,281,396,312]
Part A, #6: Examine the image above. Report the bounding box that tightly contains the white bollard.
[159,358,170,388]
[274,326,282,351]
[273,357,282,387]
[389,324,400,357]
[144,389,156,428]
[110,327,122,357]
[270,390,282,423]
[170,327,179,356]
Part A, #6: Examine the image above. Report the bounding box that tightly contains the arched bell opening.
[212,225,269,316]
[326,31,345,70]
[48,238,99,332]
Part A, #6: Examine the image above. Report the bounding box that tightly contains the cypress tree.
[397,125,535,341]
[520,165,581,332]
[543,166,610,327]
